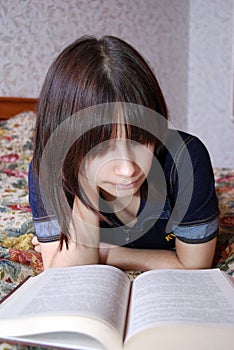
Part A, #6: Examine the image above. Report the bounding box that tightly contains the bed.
[0,97,233,349]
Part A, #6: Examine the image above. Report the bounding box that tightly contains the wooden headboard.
[0,97,38,120]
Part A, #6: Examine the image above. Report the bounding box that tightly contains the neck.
[100,189,141,226]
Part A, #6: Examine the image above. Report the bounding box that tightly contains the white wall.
[0,0,233,167]
[187,0,234,168]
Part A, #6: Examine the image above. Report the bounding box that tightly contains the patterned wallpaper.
[0,0,233,167]
[0,0,189,128]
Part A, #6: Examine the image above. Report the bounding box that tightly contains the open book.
[0,265,233,350]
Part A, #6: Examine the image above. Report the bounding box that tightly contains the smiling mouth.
[104,174,145,191]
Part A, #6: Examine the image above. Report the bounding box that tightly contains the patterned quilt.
[0,112,233,350]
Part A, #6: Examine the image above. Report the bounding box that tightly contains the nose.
[114,158,136,178]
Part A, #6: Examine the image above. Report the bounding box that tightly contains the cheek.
[135,147,154,173]
[141,158,154,177]
[85,162,96,181]
[84,157,107,182]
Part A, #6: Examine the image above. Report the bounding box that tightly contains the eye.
[89,142,110,158]
[128,139,152,148]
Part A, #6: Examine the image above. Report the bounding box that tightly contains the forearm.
[102,237,217,271]
[104,246,184,271]
[41,241,99,270]
[41,195,100,270]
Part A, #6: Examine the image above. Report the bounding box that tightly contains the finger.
[32,236,39,246]
[34,245,42,253]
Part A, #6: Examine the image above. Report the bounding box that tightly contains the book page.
[6,332,105,350]
[126,269,234,340]
[0,265,130,337]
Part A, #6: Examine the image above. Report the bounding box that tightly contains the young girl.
[29,35,219,270]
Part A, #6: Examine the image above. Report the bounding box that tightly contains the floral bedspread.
[0,112,233,349]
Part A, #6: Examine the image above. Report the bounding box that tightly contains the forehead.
[109,105,143,139]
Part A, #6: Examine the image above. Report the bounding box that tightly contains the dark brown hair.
[32,35,168,246]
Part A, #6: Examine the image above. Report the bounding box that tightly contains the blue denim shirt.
[28,130,219,249]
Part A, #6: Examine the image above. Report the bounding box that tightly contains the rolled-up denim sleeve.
[173,216,219,243]
[28,161,61,242]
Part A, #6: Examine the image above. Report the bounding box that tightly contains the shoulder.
[166,129,210,156]
[158,129,216,200]
[160,129,212,170]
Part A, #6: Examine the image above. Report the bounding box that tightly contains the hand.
[99,242,111,264]
[78,170,100,211]
[32,236,41,253]
[99,242,118,265]
[69,169,100,247]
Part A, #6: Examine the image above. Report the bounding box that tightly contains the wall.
[187,0,234,168]
[0,0,189,128]
[0,0,233,167]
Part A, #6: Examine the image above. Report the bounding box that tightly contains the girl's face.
[81,136,155,200]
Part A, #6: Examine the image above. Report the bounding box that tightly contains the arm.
[99,237,217,271]
[30,163,101,270]
[37,195,100,270]
[39,241,99,271]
